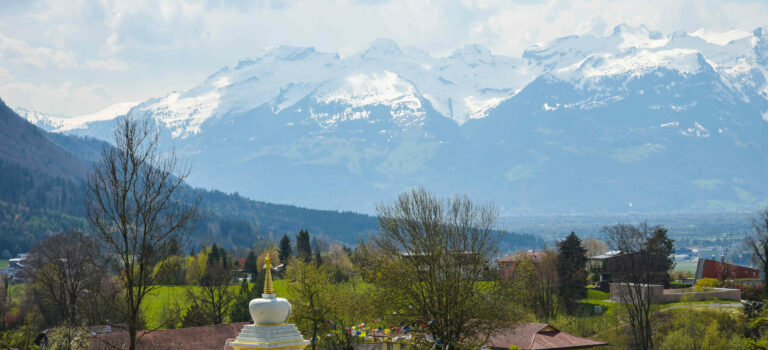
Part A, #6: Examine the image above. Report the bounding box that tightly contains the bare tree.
[25,230,99,327]
[0,274,8,328]
[583,238,608,258]
[87,117,199,350]
[749,208,768,291]
[369,187,507,349]
[603,223,670,350]
[717,255,735,284]
[533,251,560,320]
[508,251,560,320]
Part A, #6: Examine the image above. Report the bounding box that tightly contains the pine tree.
[647,227,675,272]
[279,234,293,263]
[208,243,220,267]
[314,250,323,267]
[230,279,260,322]
[556,232,587,314]
[219,246,229,268]
[244,251,259,280]
[296,230,312,263]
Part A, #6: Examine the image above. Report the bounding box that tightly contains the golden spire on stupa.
[263,255,275,295]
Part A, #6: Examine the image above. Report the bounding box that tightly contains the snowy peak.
[362,39,403,58]
[13,102,138,132]
[690,29,753,46]
[263,46,329,61]
[21,26,768,139]
[449,44,494,63]
[555,49,713,84]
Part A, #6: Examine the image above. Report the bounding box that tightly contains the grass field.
[142,280,290,329]
[0,259,8,268]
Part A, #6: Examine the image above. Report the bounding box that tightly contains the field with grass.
[141,280,291,329]
[0,259,8,268]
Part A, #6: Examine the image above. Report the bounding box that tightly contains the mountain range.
[0,98,544,256]
[13,24,768,215]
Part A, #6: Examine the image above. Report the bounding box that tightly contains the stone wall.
[610,283,741,303]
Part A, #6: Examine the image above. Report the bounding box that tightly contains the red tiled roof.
[486,323,608,350]
[89,322,249,350]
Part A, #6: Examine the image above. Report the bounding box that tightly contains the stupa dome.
[229,255,310,350]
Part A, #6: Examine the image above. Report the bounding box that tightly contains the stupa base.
[229,324,311,350]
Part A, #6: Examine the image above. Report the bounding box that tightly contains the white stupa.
[229,256,310,350]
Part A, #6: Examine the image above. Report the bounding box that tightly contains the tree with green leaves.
[286,259,331,350]
[230,278,262,322]
[296,230,312,263]
[279,234,293,263]
[647,227,675,283]
[556,232,587,314]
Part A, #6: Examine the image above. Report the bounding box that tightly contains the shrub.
[743,301,767,319]
[742,285,765,302]
[694,278,720,291]
[669,282,691,289]
[48,326,90,350]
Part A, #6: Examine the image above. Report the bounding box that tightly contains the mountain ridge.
[12,25,768,215]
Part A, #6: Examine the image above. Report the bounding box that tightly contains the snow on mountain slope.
[13,102,137,132]
[11,107,67,132]
[10,25,768,214]
[690,29,753,46]
[119,39,539,137]
[555,49,709,84]
[21,25,768,136]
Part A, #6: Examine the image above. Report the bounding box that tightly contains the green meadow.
[142,280,290,329]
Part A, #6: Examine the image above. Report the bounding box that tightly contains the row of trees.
[5,114,768,350]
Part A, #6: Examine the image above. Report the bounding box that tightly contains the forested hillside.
[0,98,543,255]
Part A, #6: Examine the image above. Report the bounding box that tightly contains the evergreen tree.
[314,250,323,267]
[556,232,587,314]
[230,279,261,322]
[296,230,312,263]
[244,251,259,280]
[219,246,229,269]
[647,226,675,273]
[208,243,221,267]
[279,234,293,263]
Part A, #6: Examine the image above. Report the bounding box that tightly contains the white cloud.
[0,80,114,116]
[0,65,13,83]
[83,58,129,71]
[0,33,77,68]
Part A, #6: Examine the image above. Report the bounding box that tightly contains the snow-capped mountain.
[15,25,768,214]
[13,102,138,133]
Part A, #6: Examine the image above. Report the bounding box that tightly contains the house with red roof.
[486,323,608,350]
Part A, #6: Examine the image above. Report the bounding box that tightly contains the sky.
[1,0,767,116]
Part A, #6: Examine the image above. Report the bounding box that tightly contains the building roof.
[588,251,620,260]
[498,251,549,263]
[486,323,608,350]
[89,322,248,350]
